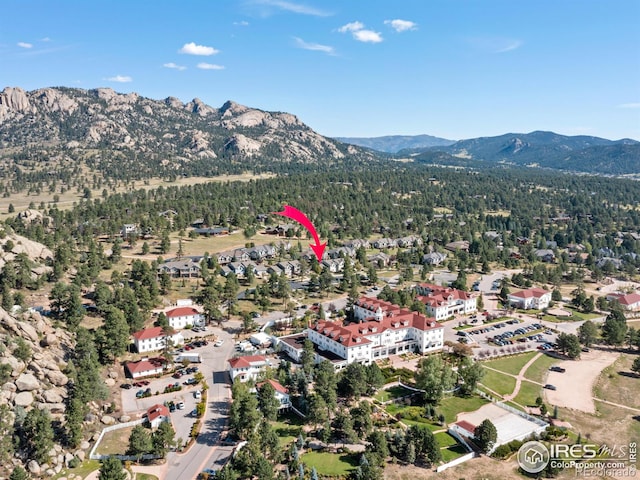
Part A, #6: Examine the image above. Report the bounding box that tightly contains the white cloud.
[384,19,417,32]
[293,37,335,55]
[179,42,219,56]
[17,42,33,49]
[353,29,383,43]
[338,21,364,33]
[234,20,250,26]
[106,75,132,83]
[197,62,225,70]
[338,21,383,43]
[467,36,522,53]
[618,102,640,109]
[496,40,522,53]
[41,37,51,42]
[163,62,187,71]
[252,0,330,17]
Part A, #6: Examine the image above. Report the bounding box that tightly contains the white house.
[606,292,640,311]
[256,379,290,411]
[302,297,444,368]
[414,283,477,321]
[508,288,552,310]
[165,306,204,330]
[132,326,184,353]
[124,357,166,379]
[146,404,171,429]
[228,355,273,382]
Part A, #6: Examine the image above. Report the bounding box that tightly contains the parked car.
[544,384,557,390]
[177,401,185,410]
[194,390,202,399]
[550,366,566,373]
[214,339,224,347]
[120,383,132,389]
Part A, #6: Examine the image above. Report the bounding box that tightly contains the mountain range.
[0,86,638,177]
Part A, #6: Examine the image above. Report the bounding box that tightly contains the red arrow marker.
[272,205,326,262]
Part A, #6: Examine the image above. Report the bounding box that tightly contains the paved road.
[164,327,235,480]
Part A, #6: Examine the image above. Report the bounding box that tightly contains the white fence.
[496,401,549,428]
[436,452,476,472]
[89,418,162,461]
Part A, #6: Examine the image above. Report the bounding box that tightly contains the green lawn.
[374,385,413,402]
[272,412,304,447]
[440,444,469,462]
[523,353,561,384]
[512,380,542,408]
[438,395,490,423]
[482,351,538,376]
[384,404,442,431]
[135,474,159,480]
[300,451,359,476]
[480,368,517,397]
[434,432,459,448]
[53,459,101,480]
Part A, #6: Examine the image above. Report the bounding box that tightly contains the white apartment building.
[165,306,204,330]
[414,283,477,321]
[508,288,552,310]
[132,326,184,353]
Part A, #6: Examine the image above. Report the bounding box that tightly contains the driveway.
[164,327,235,480]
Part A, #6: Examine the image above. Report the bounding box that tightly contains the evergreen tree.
[9,466,29,480]
[98,456,127,480]
[127,425,152,461]
[21,408,54,463]
[151,421,176,457]
[257,381,280,421]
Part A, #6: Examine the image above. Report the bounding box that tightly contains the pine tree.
[98,456,127,480]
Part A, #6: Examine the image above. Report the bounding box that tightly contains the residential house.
[508,288,552,310]
[165,307,204,330]
[372,238,397,249]
[221,261,256,278]
[533,249,556,263]
[157,259,201,278]
[327,246,356,259]
[343,239,370,250]
[124,357,166,379]
[256,379,290,410]
[228,355,274,382]
[414,283,477,321]
[265,224,296,236]
[121,224,138,238]
[606,292,640,311]
[216,252,234,265]
[596,257,623,270]
[397,236,423,248]
[298,297,444,368]
[367,252,391,267]
[232,249,251,263]
[445,240,470,252]
[270,260,301,277]
[276,333,307,362]
[193,227,230,236]
[146,404,171,429]
[422,251,447,266]
[247,244,277,261]
[132,326,184,353]
[322,258,345,273]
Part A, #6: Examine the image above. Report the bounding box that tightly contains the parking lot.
[448,316,559,357]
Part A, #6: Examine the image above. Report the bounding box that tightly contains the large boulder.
[15,372,39,391]
[17,321,39,343]
[3,356,25,375]
[100,415,115,425]
[42,389,65,404]
[14,391,34,407]
[46,369,68,386]
[27,460,41,475]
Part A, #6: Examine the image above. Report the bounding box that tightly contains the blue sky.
[2,0,639,140]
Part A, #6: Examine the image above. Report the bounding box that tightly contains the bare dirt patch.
[544,349,619,413]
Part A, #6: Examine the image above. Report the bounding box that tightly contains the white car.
[194,390,201,400]
[176,401,185,410]
[214,339,224,347]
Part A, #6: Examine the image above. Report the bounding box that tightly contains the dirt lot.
[544,349,619,413]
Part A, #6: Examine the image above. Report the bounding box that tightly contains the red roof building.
[414,283,477,320]
[606,292,640,311]
[146,404,171,428]
[508,287,552,310]
[132,326,184,353]
[228,355,273,382]
[164,307,204,329]
[124,357,166,379]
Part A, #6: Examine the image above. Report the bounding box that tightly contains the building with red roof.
[256,379,290,410]
[508,287,552,310]
[228,355,273,382]
[146,404,171,429]
[304,296,444,368]
[165,306,204,330]
[124,357,166,379]
[132,326,184,353]
[606,292,640,311]
[414,283,477,320]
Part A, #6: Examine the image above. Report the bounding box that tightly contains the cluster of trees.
[127,422,176,460]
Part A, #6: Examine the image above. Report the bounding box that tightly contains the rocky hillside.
[0,86,375,185]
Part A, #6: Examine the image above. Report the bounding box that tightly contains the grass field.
[523,353,560,384]
[135,474,159,480]
[438,395,490,423]
[300,451,359,476]
[53,460,101,480]
[512,380,542,408]
[434,432,459,448]
[272,412,304,447]
[479,369,517,397]
[374,385,413,403]
[481,351,538,376]
[440,444,470,462]
[593,354,640,409]
[95,425,134,455]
